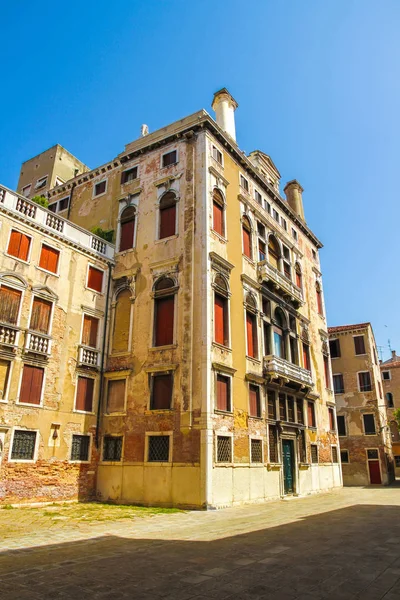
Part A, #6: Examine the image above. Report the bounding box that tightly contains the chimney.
[211,88,238,142]
[392,350,396,360]
[284,180,305,221]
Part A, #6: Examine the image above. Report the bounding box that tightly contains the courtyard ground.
[0,487,400,599]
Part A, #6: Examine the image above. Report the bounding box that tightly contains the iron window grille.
[217,435,232,463]
[311,444,318,464]
[269,426,278,463]
[103,436,123,461]
[331,446,338,463]
[148,435,170,462]
[367,449,379,460]
[11,430,36,460]
[71,435,90,461]
[251,439,263,463]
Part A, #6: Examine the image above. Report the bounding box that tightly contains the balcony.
[78,345,100,368]
[264,355,313,388]
[25,332,52,355]
[0,324,19,348]
[257,261,303,305]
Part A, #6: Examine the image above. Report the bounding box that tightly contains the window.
[103,436,123,461]
[299,430,306,463]
[267,390,276,419]
[216,374,231,412]
[296,399,304,424]
[292,228,298,241]
[278,393,287,421]
[295,264,302,290]
[212,146,223,165]
[382,371,391,381]
[71,435,90,461]
[358,371,372,392]
[331,446,338,463]
[87,266,104,293]
[281,218,287,231]
[324,355,331,389]
[307,401,316,428]
[269,426,278,462]
[39,244,60,274]
[242,216,252,258]
[94,180,107,196]
[249,384,261,417]
[311,444,318,464]
[154,278,175,347]
[7,230,31,261]
[341,449,349,463]
[251,438,263,463]
[29,297,52,334]
[287,396,295,422]
[48,197,69,213]
[119,206,136,252]
[19,365,44,405]
[316,282,323,316]
[75,376,94,412]
[337,415,346,436]
[312,249,317,260]
[328,407,335,431]
[265,201,271,214]
[162,150,177,168]
[22,184,31,197]
[35,176,47,190]
[11,430,37,460]
[212,189,225,237]
[273,209,279,222]
[258,239,266,262]
[283,259,291,280]
[273,309,285,359]
[386,393,394,408]
[240,174,249,192]
[159,192,177,239]
[246,310,258,359]
[354,335,366,355]
[0,285,22,325]
[329,339,341,358]
[0,359,11,401]
[112,289,131,353]
[148,435,170,462]
[268,236,280,270]
[82,315,99,348]
[121,166,138,184]
[255,190,262,204]
[107,379,126,413]
[216,435,232,463]
[150,373,173,410]
[363,413,376,435]
[214,275,229,347]
[367,449,379,460]
[333,374,345,394]
[395,456,400,468]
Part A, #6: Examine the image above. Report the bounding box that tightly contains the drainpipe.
[95,261,113,447]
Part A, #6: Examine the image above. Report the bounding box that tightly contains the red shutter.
[0,286,22,325]
[249,385,259,417]
[30,298,52,334]
[246,312,257,358]
[119,219,135,251]
[87,267,104,292]
[316,288,323,315]
[242,226,251,258]
[324,356,330,388]
[76,377,94,412]
[20,365,44,405]
[39,245,59,273]
[155,296,174,346]
[214,295,226,346]
[303,344,310,370]
[8,230,31,261]
[213,201,224,236]
[152,374,172,409]
[159,204,176,239]
[82,315,98,347]
[216,375,229,411]
[308,402,315,427]
[296,270,302,289]
[329,409,334,430]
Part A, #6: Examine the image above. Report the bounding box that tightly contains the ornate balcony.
[25,332,51,355]
[0,324,19,348]
[257,261,303,305]
[78,345,100,368]
[264,355,313,388]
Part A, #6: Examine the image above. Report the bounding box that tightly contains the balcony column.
[285,330,291,362]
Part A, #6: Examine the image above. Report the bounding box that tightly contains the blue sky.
[1,0,399,359]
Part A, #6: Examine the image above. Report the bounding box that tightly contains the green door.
[282,439,294,494]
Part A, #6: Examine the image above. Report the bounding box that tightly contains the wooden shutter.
[214,294,226,346]
[0,286,22,325]
[155,296,174,346]
[303,344,310,370]
[242,225,251,258]
[213,201,224,236]
[307,402,315,427]
[119,219,135,251]
[0,359,10,399]
[29,298,52,334]
[316,287,323,314]
[152,374,172,409]
[249,385,260,417]
[76,377,94,412]
[159,204,176,239]
[39,245,59,273]
[216,375,229,411]
[246,312,257,358]
[329,408,335,430]
[8,230,31,261]
[87,267,103,292]
[107,379,126,413]
[324,356,330,388]
[296,270,302,288]
[82,315,99,348]
[20,365,44,405]
[112,290,131,353]
[354,335,365,354]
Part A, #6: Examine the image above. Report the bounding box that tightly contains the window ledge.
[243,255,256,266]
[104,412,127,416]
[299,463,310,469]
[85,286,104,296]
[35,266,59,277]
[246,356,261,364]
[16,401,43,409]
[214,409,233,416]
[5,253,30,265]
[211,230,228,244]
[249,415,263,421]
[115,248,137,257]
[149,344,177,351]
[267,463,282,470]
[145,409,174,415]
[154,234,179,244]
[212,342,232,352]
[308,426,318,431]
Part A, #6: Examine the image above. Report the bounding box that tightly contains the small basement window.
[148,435,170,462]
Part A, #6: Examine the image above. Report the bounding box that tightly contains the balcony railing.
[78,345,100,368]
[25,332,52,355]
[257,261,303,304]
[264,355,313,388]
[0,324,19,347]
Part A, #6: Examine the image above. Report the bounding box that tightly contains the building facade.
[0,186,114,503]
[328,323,394,486]
[381,351,400,477]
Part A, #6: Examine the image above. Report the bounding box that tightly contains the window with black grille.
[269,426,278,463]
[331,446,338,463]
[11,430,36,460]
[216,436,232,463]
[251,438,263,463]
[148,435,170,462]
[298,430,306,463]
[71,435,90,461]
[311,444,318,464]
[103,436,123,461]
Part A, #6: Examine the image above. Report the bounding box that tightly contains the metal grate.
[311,444,318,464]
[367,449,378,460]
[251,439,263,463]
[11,430,36,460]
[71,435,90,461]
[268,426,278,463]
[298,430,306,463]
[217,436,232,463]
[103,436,123,461]
[331,446,338,463]
[148,435,170,462]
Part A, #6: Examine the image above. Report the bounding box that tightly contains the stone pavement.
[1,487,400,599]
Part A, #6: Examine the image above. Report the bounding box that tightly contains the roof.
[328,323,370,334]
[381,361,400,369]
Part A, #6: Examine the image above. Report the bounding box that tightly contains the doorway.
[282,439,295,494]
[367,449,382,484]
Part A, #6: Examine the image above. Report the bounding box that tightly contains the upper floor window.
[93,180,107,197]
[87,266,104,293]
[329,338,341,358]
[273,308,285,359]
[150,373,173,409]
[162,150,177,168]
[328,407,335,431]
[159,192,177,239]
[268,235,280,270]
[295,264,302,290]
[358,371,372,392]
[324,355,331,389]
[20,365,44,405]
[121,166,138,184]
[39,244,60,274]
[307,401,316,428]
[75,376,94,412]
[7,230,31,262]
[255,190,262,205]
[242,216,252,259]
[354,335,366,355]
[153,277,176,347]
[316,282,323,315]
[216,374,231,412]
[240,174,249,192]
[382,371,391,381]
[112,289,131,353]
[386,392,394,408]
[212,189,225,237]
[282,245,291,279]
[333,373,345,394]
[249,384,261,418]
[337,415,346,436]
[0,285,22,325]
[22,184,31,197]
[119,206,136,252]
[29,297,52,334]
[212,146,223,165]
[281,217,287,231]
[292,228,298,241]
[48,197,70,213]
[245,294,258,359]
[302,342,311,371]
[35,176,47,191]
[82,315,99,348]
[272,209,279,222]
[214,274,229,347]
[363,413,376,435]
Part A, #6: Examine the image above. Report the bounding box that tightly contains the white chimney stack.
[212,88,238,142]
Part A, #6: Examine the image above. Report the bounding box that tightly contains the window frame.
[0,358,13,403]
[239,173,249,193]
[328,407,336,432]
[358,370,372,392]
[0,281,25,328]
[74,374,96,414]
[331,445,339,463]
[212,274,230,348]
[86,264,105,294]
[332,373,345,395]
[161,149,178,169]
[80,312,100,350]
[27,293,54,337]
[69,433,92,463]
[17,364,46,408]
[337,414,347,437]
[102,435,124,463]
[307,401,316,428]
[6,228,33,264]
[248,383,262,418]
[382,370,391,381]
[117,204,138,253]
[22,184,31,197]
[8,428,39,463]
[92,179,108,198]
[310,444,318,464]
[145,431,173,464]
[105,377,128,415]
[353,334,366,356]
[149,371,174,411]
[249,435,264,464]
[37,241,61,276]
[48,196,70,214]
[152,277,178,348]
[211,188,226,239]
[214,371,232,414]
[211,144,223,166]
[329,338,341,359]
[241,215,253,260]
[156,191,179,241]
[120,164,139,185]
[34,175,48,191]
[340,449,349,464]
[362,413,377,436]
[215,432,233,465]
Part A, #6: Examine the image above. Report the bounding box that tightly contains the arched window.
[212,189,225,237]
[245,293,258,359]
[154,277,176,346]
[273,308,285,359]
[112,289,132,353]
[159,192,177,239]
[295,263,302,290]
[316,282,323,315]
[268,236,280,270]
[242,216,252,259]
[119,206,136,252]
[214,275,229,347]
[386,392,394,408]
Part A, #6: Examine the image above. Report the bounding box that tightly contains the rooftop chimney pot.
[211,88,238,142]
[284,179,305,221]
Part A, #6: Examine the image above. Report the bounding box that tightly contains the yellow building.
[0,185,114,503]
[328,323,394,485]
[381,351,400,477]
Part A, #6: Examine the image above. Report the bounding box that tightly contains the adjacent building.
[328,323,394,485]
[381,351,400,477]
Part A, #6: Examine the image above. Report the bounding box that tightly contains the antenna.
[388,338,392,353]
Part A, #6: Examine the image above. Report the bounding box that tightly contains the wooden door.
[368,460,382,484]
